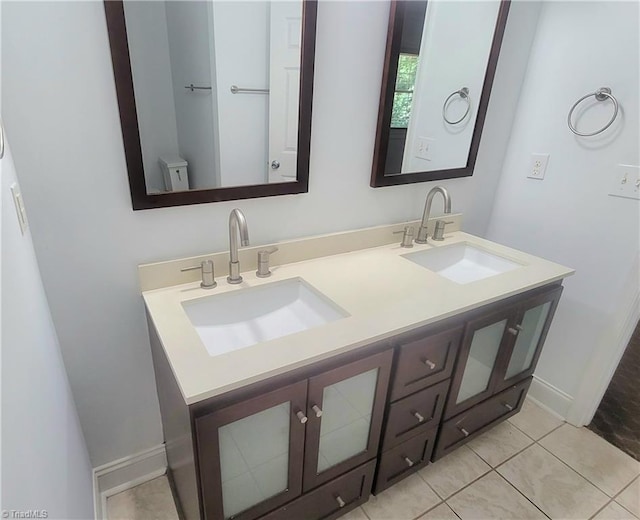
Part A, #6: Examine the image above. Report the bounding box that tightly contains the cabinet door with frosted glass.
[303,349,393,491]
[496,286,562,392]
[196,380,307,520]
[444,306,517,419]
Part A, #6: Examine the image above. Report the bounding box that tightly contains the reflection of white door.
[268,1,302,183]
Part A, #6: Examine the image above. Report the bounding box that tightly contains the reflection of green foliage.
[391,54,418,128]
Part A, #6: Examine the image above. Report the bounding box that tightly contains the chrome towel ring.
[567,87,619,137]
[442,87,471,125]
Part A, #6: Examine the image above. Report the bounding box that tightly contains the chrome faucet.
[416,186,452,243]
[227,208,250,284]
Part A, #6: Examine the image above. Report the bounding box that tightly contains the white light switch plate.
[527,153,549,179]
[10,183,29,234]
[609,164,640,200]
[415,137,434,161]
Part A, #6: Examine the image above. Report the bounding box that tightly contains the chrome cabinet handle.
[335,496,346,508]
[424,359,436,370]
[413,411,425,423]
[504,403,513,411]
[312,405,323,418]
[404,456,414,467]
[507,327,519,336]
[271,160,280,170]
[296,411,308,424]
[458,426,470,437]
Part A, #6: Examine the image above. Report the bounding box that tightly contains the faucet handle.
[393,226,414,248]
[181,260,217,289]
[256,247,279,278]
[432,220,454,241]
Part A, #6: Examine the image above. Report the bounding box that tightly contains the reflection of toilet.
[159,155,189,192]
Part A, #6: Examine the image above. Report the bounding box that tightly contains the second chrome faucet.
[228,208,250,284]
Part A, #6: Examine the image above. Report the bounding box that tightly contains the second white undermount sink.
[182,278,349,357]
[403,243,522,284]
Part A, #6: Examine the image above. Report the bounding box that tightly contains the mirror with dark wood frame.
[104,0,317,210]
[370,0,510,188]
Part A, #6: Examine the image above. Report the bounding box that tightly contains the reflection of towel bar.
[184,84,212,92]
[230,85,269,95]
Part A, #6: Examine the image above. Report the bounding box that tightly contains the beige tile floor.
[107,399,640,520]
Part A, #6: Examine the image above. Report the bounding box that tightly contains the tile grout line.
[421,462,493,503]
[535,435,639,500]
[490,469,552,519]
[408,499,445,520]
[589,500,614,520]
[507,415,565,443]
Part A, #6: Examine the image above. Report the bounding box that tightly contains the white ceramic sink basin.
[403,243,522,284]
[182,278,348,357]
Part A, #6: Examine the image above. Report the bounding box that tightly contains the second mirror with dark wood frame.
[104,0,317,210]
[371,0,510,188]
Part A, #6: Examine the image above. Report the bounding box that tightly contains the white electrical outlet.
[527,153,550,179]
[10,183,29,235]
[415,137,434,161]
[609,164,640,200]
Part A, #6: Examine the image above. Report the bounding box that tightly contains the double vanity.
[141,211,573,520]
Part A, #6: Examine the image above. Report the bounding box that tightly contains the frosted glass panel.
[457,320,506,403]
[218,402,290,519]
[317,368,378,473]
[505,302,551,380]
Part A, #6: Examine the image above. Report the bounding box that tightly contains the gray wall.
[1,0,538,466]
[486,0,640,419]
[1,136,94,517]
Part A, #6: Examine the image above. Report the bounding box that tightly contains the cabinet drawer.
[382,379,449,451]
[391,326,462,402]
[262,460,375,520]
[374,428,437,494]
[433,377,531,460]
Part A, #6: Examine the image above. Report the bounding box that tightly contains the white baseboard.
[528,375,574,421]
[93,444,167,519]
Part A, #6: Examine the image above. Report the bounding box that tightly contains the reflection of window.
[391,54,418,128]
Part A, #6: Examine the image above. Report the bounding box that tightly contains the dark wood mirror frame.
[370,0,510,188]
[104,0,317,210]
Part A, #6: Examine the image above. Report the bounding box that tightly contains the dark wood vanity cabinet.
[374,283,562,489]
[150,283,563,520]
[443,285,562,422]
[429,285,562,460]
[193,349,393,520]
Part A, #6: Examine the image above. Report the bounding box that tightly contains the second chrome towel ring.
[568,87,619,137]
[443,87,471,125]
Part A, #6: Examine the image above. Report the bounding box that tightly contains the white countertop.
[143,231,574,405]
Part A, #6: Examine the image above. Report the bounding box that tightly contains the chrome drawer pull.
[515,324,524,331]
[296,411,308,424]
[504,403,513,411]
[312,405,323,418]
[458,426,470,437]
[335,495,346,508]
[507,327,519,336]
[424,359,436,370]
[413,411,425,423]
[404,456,414,467]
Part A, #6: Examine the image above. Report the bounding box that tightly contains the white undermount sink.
[182,278,349,357]
[403,243,522,284]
